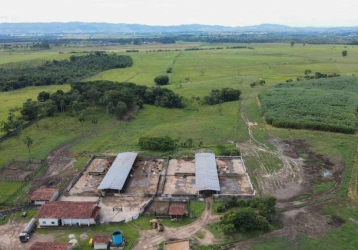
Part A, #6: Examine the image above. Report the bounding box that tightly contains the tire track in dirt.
[133,198,220,250]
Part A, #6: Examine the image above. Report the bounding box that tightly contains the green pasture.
[1,43,358,248]
[0,108,116,166]
[0,180,26,203]
[37,223,139,249]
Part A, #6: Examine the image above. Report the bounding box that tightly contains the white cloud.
[0,0,357,27]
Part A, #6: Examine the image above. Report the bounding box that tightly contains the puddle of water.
[322,170,331,177]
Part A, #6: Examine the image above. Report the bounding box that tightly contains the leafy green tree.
[23,136,33,155]
[37,91,50,102]
[20,99,40,127]
[116,101,127,119]
[342,50,348,57]
[221,224,236,234]
[290,41,295,47]
[304,69,312,75]
[154,75,169,85]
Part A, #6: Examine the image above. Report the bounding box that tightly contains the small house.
[29,242,72,250]
[38,201,101,227]
[30,188,59,205]
[92,234,110,249]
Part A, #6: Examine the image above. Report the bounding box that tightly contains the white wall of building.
[94,243,108,250]
[39,218,59,226]
[61,218,96,226]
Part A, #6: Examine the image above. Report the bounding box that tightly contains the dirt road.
[133,199,219,250]
[0,217,53,250]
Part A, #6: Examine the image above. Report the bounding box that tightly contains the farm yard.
[0,42,358,250]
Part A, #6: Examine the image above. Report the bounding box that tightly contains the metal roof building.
[195,153,220,192]
[98,152,138,191]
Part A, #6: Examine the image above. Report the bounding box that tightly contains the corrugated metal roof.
[195,153,220,191]
[98,152,137,190]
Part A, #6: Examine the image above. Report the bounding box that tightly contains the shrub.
[154,75,169,85]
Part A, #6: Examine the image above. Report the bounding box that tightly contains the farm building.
[169,203,187,220]
[38,201,101,227]
[195,153,220,196]
[91,234,110,249]
[29,242,72,250]
[98,152,138,195]
[30,188,59,205]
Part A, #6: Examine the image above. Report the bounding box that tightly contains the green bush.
[154,75,169,85]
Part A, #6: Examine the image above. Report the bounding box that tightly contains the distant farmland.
[259,76,358,134]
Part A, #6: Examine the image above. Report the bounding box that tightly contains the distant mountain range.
[0,22,357,34]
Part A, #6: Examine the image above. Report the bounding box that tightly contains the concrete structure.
[98,152,138,193]
[195,153,220,196]
[29,242,72,250]
[93,234,110,249]
[30,188,59,205]
[38,201,100,227]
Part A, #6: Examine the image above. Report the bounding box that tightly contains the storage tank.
[112,230,123,246]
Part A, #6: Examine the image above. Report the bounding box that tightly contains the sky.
[1,0,358,27]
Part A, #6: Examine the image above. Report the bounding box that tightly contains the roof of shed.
[195,153,220,191]
[98,152,138,190]
[169,204,187,216]
[93,234,110,244]
[30,188,58,201]
[38,201,100,219]
[29,242,71,250]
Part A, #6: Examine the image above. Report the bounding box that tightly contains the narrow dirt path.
[133,198,220,250]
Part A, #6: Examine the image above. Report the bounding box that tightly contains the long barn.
[98,152,138,194]
[195,153,220,196]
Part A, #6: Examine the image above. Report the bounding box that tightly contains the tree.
[116,101,128,119]
[154,75,169,85]
[20,99,40,127]
[78,113,85,135]
[304,69,311,75]
[91,117,98,134]
[37,91,50,102]
[23,136,33,155]
[342,50,348,57]
[290,41,295,47]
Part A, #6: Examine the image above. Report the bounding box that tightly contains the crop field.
[1,43,358,249]
[259,77,358,133]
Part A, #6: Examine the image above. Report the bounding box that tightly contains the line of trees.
[0,52,133,91]
[0,80,184,135]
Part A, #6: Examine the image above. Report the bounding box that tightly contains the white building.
[30,188,59,205]
[38,201,101,227]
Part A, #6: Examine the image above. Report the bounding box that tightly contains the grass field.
[0,180,27,203]
[1,43,358,249]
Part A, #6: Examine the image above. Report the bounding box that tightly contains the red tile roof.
[31,188,58,201]
[169,204,187,216]
[38,201,100,219]
[93,234,110,244]
[29,242,71,250]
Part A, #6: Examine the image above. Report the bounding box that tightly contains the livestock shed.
[195,153,220,196]
[30,188,59,205]
[38,201,101,227]
[98,152,138,194]
[29,242,72,250]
